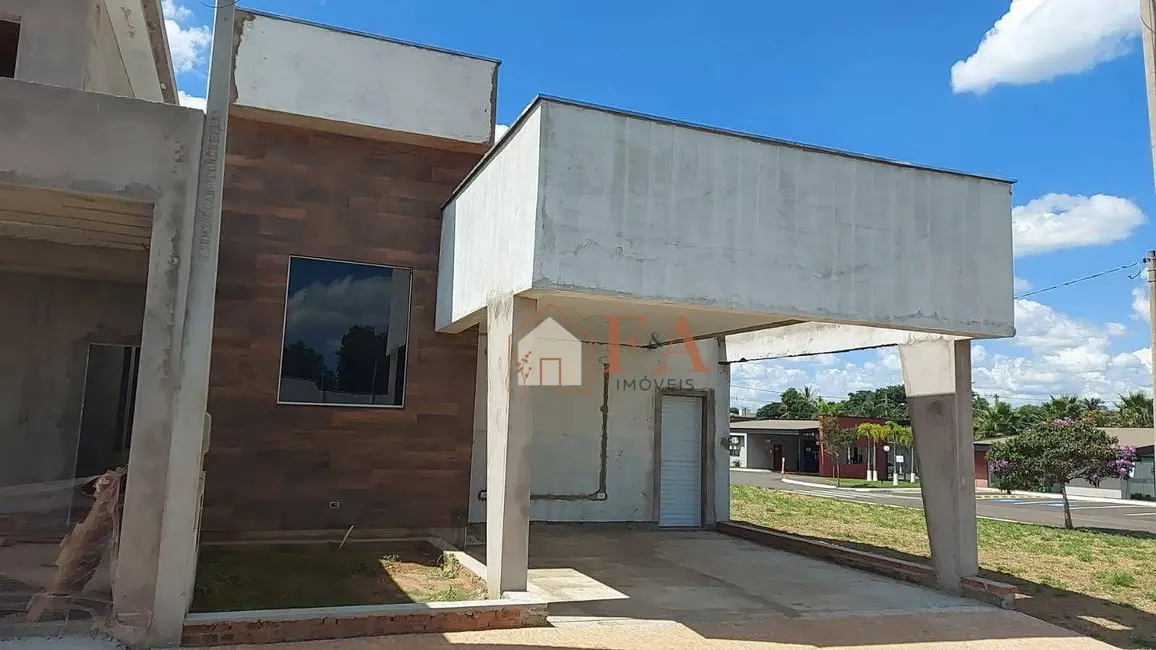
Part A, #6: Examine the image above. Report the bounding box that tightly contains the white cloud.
[1133,285,1150,322]
[1013,277,1032,293]
[163,2,212,74]
[1012,193,1146,257]
[732,298,1149,407]
[951,0,1139,94]
[178,91,206,111]
[494,124,510,142]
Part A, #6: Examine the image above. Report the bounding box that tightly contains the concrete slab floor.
[211,529,1110,649]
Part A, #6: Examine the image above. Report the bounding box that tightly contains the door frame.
[652,388,716,528]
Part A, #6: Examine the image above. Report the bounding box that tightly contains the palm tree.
[1040,395,1083,422]
[1080,397,1106,413]
[1116,392,1154,428]
[975,401,1020,440]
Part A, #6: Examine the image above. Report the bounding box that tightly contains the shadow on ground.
[765,526,1156,649]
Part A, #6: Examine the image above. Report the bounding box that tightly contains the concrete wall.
[519,99,1012,339]
[468,337,724,523]
[84,0,133,97]
[0,0,95,90]
[438,107,541,330]
[232,10,496,145]
[0,272,144,486]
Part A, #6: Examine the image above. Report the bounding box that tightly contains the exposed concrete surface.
[283,528,1112,649]
[468,338,722,524]
[900,339,979,593]
[447,97,1014,339]
[0,0,94,90]
[233,10,497,145]
[210,613,1114,648]
[726,321,966,363]
[85,0,133,97]
[438,106,541,331]
[0,272,144,488]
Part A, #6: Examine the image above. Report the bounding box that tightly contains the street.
[732,469,1156,534]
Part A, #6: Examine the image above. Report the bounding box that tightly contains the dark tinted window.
[278,257,412,407]
[0,20,19,78]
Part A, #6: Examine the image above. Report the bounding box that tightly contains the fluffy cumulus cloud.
[1134,285,1150,322]
[731,299,1150,408]
[162,0,212,74]
[951,0,1139,94]
[1012,193,1146,257]
[178,90,206,111]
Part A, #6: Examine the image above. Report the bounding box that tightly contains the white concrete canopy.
[439,97,1015,341]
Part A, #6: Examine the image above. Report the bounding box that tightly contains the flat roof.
[448,95,1015,208]
[731,419,821,432]
[238,8,501,64]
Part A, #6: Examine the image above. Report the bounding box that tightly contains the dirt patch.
[191,540,486,612]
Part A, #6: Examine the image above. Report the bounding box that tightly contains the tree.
[779,387,820,419]
[974,401,1020,440]
[755,402,782,420]
[1040,395,1083,422]
[335,325,388,395]
[729,407,740,415]
[857,421,914,482]
[988,419,1137,529]
[842,385,908,420]
[819,415,860,487]
[281,341,327,387]
[1116,392,1154,428]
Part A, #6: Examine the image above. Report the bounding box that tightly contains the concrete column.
[485,294,536,598]
[713,336,731,524]
[899,338,978,594]
[114,5,234,647]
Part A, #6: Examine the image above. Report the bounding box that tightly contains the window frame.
[275,254,414,409]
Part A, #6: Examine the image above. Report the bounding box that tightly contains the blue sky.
[165,0,1155,408]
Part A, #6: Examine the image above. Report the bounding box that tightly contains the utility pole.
[1148,251,1156,454]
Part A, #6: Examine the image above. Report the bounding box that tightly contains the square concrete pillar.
[485,294,536,598]
[899,338,979,594]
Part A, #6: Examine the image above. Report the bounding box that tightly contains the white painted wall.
[438,107,541,330]
[528,100,1013,339]
[468,337,725,523]
[232,11,496,145]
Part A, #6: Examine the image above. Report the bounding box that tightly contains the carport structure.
[441,96,1015,598]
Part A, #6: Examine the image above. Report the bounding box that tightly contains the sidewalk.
[777,475,1156,507]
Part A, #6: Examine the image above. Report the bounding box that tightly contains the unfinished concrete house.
[3,3,1016,647]
[0,0,206,643]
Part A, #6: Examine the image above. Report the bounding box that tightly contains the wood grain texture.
[203,117,482,533]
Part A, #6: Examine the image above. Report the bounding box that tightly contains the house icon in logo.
[514,317,583,386]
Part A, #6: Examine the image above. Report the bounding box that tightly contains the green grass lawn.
[732,484,1156,648]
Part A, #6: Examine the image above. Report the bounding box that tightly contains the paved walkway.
[211,529,1111,649]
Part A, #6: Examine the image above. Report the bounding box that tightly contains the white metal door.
[659,395,704,527]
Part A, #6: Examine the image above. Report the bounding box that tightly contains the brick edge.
[717,520,1015,610]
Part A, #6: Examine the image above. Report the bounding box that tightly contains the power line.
[1015,261,1141,300]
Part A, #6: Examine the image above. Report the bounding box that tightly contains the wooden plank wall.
[203,117,482,534]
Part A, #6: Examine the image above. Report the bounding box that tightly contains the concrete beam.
[899,339,978,594]
[485,294,536,598]
[726,321,965,363]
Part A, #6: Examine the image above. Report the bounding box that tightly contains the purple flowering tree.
[987,418,1137,529]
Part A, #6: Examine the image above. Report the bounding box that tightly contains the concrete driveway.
[216,528,1111,649]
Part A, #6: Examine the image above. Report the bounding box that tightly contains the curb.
[989,489,1156,508]
[780,476,924,494]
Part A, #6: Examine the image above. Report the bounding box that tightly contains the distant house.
[729,420,821,472]
[817,415,892,480]
[975,428,1156,499]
